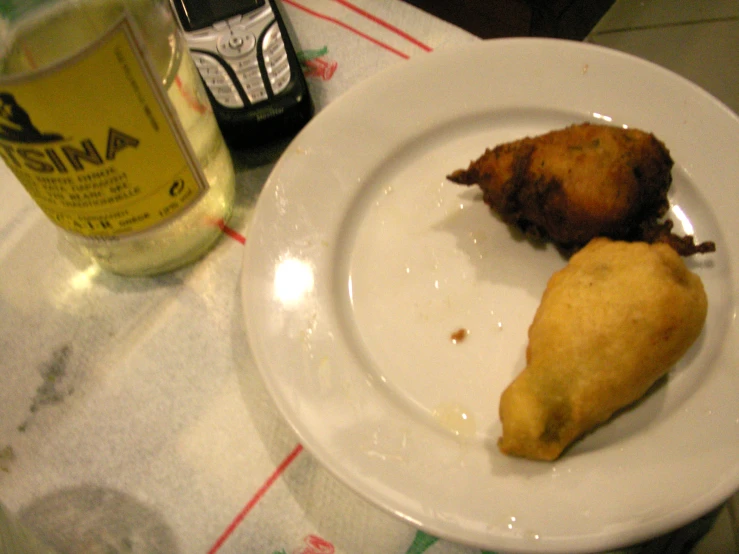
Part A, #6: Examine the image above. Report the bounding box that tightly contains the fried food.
[448,123,715,256]
[497,238,707,461]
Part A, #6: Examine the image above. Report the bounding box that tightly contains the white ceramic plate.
[241,39,739,553]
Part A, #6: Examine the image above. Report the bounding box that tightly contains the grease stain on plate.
[433,402,477,439]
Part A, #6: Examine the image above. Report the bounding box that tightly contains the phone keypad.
[234,59,268,103]
[192,53,244,108]
[262,22,292,95]
[185,4,295,109]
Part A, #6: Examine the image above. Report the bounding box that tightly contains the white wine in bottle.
[0,0,236,275]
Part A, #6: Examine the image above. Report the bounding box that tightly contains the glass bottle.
[0,0,236,275]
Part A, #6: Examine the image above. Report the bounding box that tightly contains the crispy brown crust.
[448,123,715,256]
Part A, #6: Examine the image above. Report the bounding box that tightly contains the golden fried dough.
[448,123,715,256]
[498,238,707,461]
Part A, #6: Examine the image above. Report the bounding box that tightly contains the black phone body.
[170,0,313,146]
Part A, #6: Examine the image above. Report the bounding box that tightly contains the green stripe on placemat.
[404,531,438,554]
[404,530,500,554]
[404,506,721,554]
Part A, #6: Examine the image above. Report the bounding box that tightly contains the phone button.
[235,58,260,72]
[218,95,245,108]
[247,88,268,104]
[217,31,256,59]
[262,23,292,95]
[204,74,229,86]
[236,65,262,84]
[192,53,219,68]
[213,86,245,108]
[268,51,288,71]
[262,23,284,59]
[193,52,245,108]
[270,70,291,94]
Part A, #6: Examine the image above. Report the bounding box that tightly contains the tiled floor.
[587,0,739,114]
[399,0,615,39]
[694,499,739,554]
[402,0,738,116]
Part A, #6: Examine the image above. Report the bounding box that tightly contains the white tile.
[588,19,739,115]
[593,0,739,33]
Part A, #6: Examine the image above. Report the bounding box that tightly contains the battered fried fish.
[498,238,707,461]
[448,123,715,256]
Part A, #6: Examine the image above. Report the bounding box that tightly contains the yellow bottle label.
[0,15,208,238]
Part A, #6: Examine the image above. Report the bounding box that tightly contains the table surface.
[1,1,737,553]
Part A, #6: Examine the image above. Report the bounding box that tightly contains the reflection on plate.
[241,38,739,552]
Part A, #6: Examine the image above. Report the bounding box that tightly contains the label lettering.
[18,148,54,172]
[106,128,139,160]
[62,139,103,171]
[0,128,140,173]
[46,148,68,173]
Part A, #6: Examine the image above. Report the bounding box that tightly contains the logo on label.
[0,92,139,175]
[0,92,63,143]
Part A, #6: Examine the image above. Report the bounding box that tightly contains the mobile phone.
[170,0,313,146]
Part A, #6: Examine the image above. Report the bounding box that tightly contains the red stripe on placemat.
[208,443,305,553]
[209,2,430,545]
[331,0,433,52]
[216,219,246,244]
[283,0,411,59]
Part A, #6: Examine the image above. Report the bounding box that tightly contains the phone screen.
[176,0,265,31]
